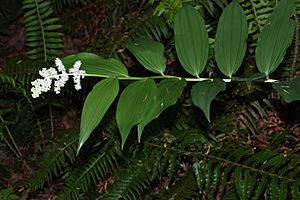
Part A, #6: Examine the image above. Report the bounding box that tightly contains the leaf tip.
[121,140,125,150]
[76,142,84,156]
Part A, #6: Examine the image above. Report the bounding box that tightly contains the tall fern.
[0,187,18,200]
[58,139,121,200]
[101,164,151,200]
[22,0,63,61]
[192,145,300,200]
[129,15,170,41]
[239,0,274,45]
[30,132,78,190]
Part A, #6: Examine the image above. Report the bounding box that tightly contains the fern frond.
[30,132,78,190]
[238,0,274,45]
[0,72,25,104]
[0,187,18,200]
[59,139,121,200]
[51,0,86,12]
[0,73,16,88]
[143,127,215,183]
[130,15,170,41]
[143,132,300,200]
[22,0,63,61]
[192,146,300,200]
[101,164,151,200]
[280,14,300,79]
[149,168,199,199]
[238,98,271,135]
[3,59,53,92]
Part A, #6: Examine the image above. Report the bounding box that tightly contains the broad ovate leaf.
[63,52,128,77]
[78,78,119,153]
[174,5,209,77]
[215,1,248,78]
[273,77,300,103]
[255,0,295,78]
[137,78,187,141]
[116,79,157,148]
[191,79,226,122]
[125,38,166,74]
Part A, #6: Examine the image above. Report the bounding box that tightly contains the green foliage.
[27,0,298,154]
[116,79,157,147]
[59,139,121,200]
[174,5,209,77]
[215,0,248,78]
[137,78,186,139]
[239,98,271,135]
[30,133,78,189]
[149,0,187,25]
[0,187,18,200]
[125,38,166,75]
[2,59,53,92]
[62,53,128,77]
[239,0,274,44]
[144,129,214,182]
[22,0,63,61]
[0,73,16,89]
[101,164,150,200]
[20,0,300,199]
[101,110,213,199]
[255,0,295,77]
[273,77,300,103]
[78,78,119,153]
[191,79,226,122]
[192,145,300,200]
[130,16,170,41]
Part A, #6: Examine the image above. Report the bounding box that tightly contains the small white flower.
[55,58,65,73]
[31,78,52,98]
[39,67,58,79]
[54,73,69,94]
[31,58,86,98]
[69,61,86,91]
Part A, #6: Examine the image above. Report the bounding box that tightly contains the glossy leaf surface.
[174,5,209,77]
[63,53,128,77]
[191,79,226,122]
[215,1,248,78]
[272,77,300,103]
[116,79,157,148]
[137,78,187,141]
[255,0,295,77]
[125,38,166,74]
[78,78,119,153]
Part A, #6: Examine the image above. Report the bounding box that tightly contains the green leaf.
[125,38,166,75]
[215,1,248,78]
[174,5,209,77]
[116,79,157,148]
[255,0,295,78]
[62,53,128,77]
[137,78,187,141]
[291,182,300,200]
[272,77,300,103]
[191,79,226,122]
[78,78,119,154]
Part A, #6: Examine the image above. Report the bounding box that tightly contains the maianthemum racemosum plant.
[31,0,300,153]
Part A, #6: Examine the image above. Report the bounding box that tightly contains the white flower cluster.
[31,58,86,98]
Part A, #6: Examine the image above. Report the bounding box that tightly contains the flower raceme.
[31,58,86,98]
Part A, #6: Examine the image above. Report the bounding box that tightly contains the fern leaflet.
[22,0,63,61]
